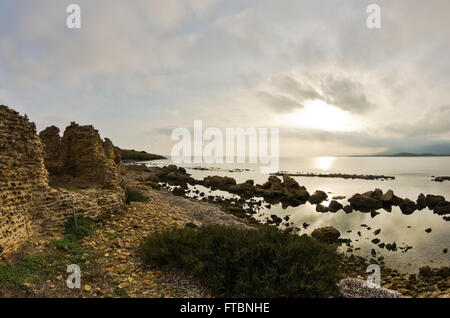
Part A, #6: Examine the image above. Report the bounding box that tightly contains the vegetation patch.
[126,187,149,203]
[141,225,339,298]
[0,217,97,289]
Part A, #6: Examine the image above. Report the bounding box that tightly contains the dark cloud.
[256,91,304,113]
[320,75,375,113]
[270,75,322,101]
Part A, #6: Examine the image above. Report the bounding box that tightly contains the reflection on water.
[315,156,335,171]
[146,156,450,274]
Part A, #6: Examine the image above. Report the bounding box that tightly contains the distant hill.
[352,152,450,158]
[117,148,166,161]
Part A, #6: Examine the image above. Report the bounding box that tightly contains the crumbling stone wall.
[0,105,123,255]
[39,122,123,190]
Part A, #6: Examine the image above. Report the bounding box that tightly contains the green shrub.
[141,225,339,298]
[126,187,149,203]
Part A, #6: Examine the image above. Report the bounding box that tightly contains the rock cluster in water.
[142,165,450,222]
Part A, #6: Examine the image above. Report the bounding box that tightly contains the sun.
[279,99,362,132]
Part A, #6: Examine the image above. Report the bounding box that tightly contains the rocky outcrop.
[40,122,123,189]
[308,190,328,204]
[311,226,341,244]
[0,105,123,255]
[39,126,64,174]
[348,193,383,211]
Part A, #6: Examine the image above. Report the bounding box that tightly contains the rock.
[425,194,445,209]
[371,188,383,200]
[303,222,310,229]
[308,190,328,204]
[329,200,343,212]
[311,226,340,244]
[348,193,383,211]
[380,190,394,203]
[419,266,433,277]
[370,210,380,218]
[443,248,448,254]
[316,204,329,213]
[343,205,353,214]
[425,228,432,233]
[433,201,450,215]
[399,198,417,215]
[338,278,403,298]
[172,186,186,196]
[436,267,450,278]
[0,105,124,255]
[416,193,427,210]
[40,122,123,189]
[281,174,299,189]
[374,229,381,235]
[371,238,380,245]
[378,243,385,249]
[202,175,236,190]
[332,196,346,200]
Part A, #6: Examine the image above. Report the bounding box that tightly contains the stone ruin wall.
[0,105,124,255]
[39,123,124,190]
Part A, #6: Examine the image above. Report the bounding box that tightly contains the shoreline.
[124,164,449,297]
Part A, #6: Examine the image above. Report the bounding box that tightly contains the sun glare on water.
[280,99,362,132]
[315,156,335,171]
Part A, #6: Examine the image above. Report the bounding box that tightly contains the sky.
[0,0,449,157]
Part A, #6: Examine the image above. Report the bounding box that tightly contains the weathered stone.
[399,198,417,215]
[40,122,123,189]
[416,193,427,210]
[380,190,394,204]
[0,105,123,255]
[308,190,328,204]
[433,201,450,215]
[316,204,329,213]
[328,200,343,212]
[348,193,383,211]
[425,194,445,209]
[311,226,340,244]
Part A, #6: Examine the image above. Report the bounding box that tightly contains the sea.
[143,156,450,274]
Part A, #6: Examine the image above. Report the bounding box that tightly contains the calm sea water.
[145,157,450,274]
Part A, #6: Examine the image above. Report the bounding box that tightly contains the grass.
[0,217,97,289]
[141,225,340,298]
[126,187,149,203]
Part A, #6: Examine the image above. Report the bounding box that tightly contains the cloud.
[257,73,375,114]
[0,0,449,156]
[320,75,375,113]
[255,91,304,113]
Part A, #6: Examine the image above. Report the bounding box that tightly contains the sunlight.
[279,99,362,132]
[315,156,335,171]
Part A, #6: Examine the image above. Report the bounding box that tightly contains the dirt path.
[78,187,248,298]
